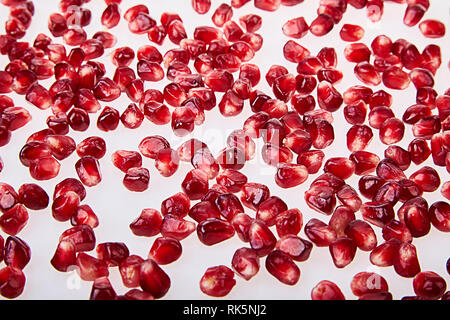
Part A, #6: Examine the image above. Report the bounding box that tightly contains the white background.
[0,0,449,300]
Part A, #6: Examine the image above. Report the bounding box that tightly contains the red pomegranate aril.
[25,84,51,110]
[304,218,336,247]
[123,168,150,192]
[44,135,76,161]
[329,206,356,237]
[52,191,80,222]
[155,148,179,178]
[428,201,450,232]
[358,175,385,200]
[51,240,76,272]
[361,201,395,227]
[329,237,357,269]
[121,103,144,129]
[189,201,220,223]
[231,248,259,281]
[402,104,432,125]
[337,185,362,212]
[354,62,381,86]
[215,193,244,221]
[71,205,99,229]
[197,218,235,246]
[409,166,440,192]
[111,150,142,173]
[101,3,121,29]
[29,156,60,181]
[4,236,30,269]
[384,146,411,171]
[160,215,195,241]
[211,3,233,27]
[75,156,102,187]
[143,101,170,126]
[200,265,235,297]
[412,116,441,139]
[249,220,276,257]
[344,43,371,63]
[408,138,431,165]
[419,19,445,38]
[0,204,28,236]
[340,24,364,42]
[283,40,309,63]
[282,17,308,39]
[345,220,377,251]
[275,163,308,189]
[416,87,437,107]
[53,178,86,201]
[124,5,149,22]
[261,143,293,166]
[192,0,211,14]
[96,242,129,267]
[80,39,104,61]
[382,220,412,243]
[266,250,300,286]
[76,252,109,282]
[216,170,247,194]
[309,14,334,37]
[240,183,270,211]
[296,150,325,174]
[76,137,106,160]
[89,277,117,300]
[130,209,162,237]
[351,272,389,297]
[118,255,144,288]
[129,13,156,34]
[413,272,446,300]
[311,280,345,300]
[148,237,182,266]
[48,13,68,37]
[0,266,25,299]
[182,169,209,201]
[324,158,355,180]
[60,225,96,252]
[94,78,121,102]
[317,81,343,112]
[304,186,336,216]
[379,118,405,145]
[276,235,312,262]
[17,183,48,211]
[19,141,51,167]
[394,242,421,278]
[230,213,253,242]
[308,119,335,149]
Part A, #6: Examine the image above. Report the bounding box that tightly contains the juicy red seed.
[76,137,106,159]
[345,220,377,251]
[60,225,96,252]
[428,201,450,233]
[53,178,86,201]
[123,168,150,192]
[29,156,60,181]
[130,209,163,237]
[240,183,270,211]
[275,163,308,189]
[413,272,447,300]
[419,19,445,38]
[408,138,431,165]
[182,169,209,200]
[382,66,411,90]
[412,115,441,139]
[361,201,395,228]
[18,183,48,210]
[75,156,102,187]
[128,13,157,34]
[155,148,180,178]
[52,191,80,222]
[71,205,99,229]
[394,242,421,278]
[149,237,182,265]
[308,119,335,149]
[304,186,336,216]
[379,118,405,145]
[329,206,356,237]
[304,218,337,247]
[231,248,260,281]
[317,81,343,112]
[0,266,26,298]
[51,240,76,272]
[276,234,312,262]
[344,43,371,63]
[197,218,235,246]
[351,272,389,297]
[409,166,441,192]
[311,280,345,300]
[297,150,325,174]
[309,14,334,37]
[216,169,248,193]
[161,193,190,218]
[329,237,357,268]
[212,3,233,27]
[249,220,277,257]
[382,220,412,243]
[48,13,68,37]
[231,213,253,242]
[282,17,308,39]
[111,150,142,173]
[192,0,212,14]
[266,250,300,285]
[200,265,236,297]
[283,40,309,63]
[96,242,129,267]
[324,157,355,180]
[384,146,411,171]
[340,24,364,42]
[4,236,31,269]
[139,259,171,299]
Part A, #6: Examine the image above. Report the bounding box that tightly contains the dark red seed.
[345,220,377,251]
[311,280,345,300]
[130,209,162,237]
[200,265,235,297]
[18,183,48,210]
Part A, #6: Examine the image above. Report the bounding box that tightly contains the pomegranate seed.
[48,13,68,37]
[197,218,235,246]
[189,201,220,223]
[119,255,144,288]
[52,191,80,222]
[124,5,149,22]
[419,19,445,38]
[249,220,277,257]
[282,17,308,39]
[211,3,233,27]
[310,14,334,36]
[160,215,195,241]
[96,242,129,267]
[60,225,96,252]
[17,183,47,211]
[240,183,270,211]
[149,237,182,265]
[283,40,309,63]
[351,272,389,297]
[0,266,25,298]
[408,138,431,165]
[329,206,356,237]
[29,156,60,181]
[92,31,116,49]
[76,137,106,160]
[412,271,447,299]
[90,277,117,300]
[317,81,343,112]
[255,0,281,11]
[123,167,150,192]
[275,163,308,189]
[200,265,235,297]
[340,24,364,42]
[409,166,440,192]
[266,250,300,285]
[51,240,76,272]
[276,235,312,262]
[394,242,421,278]
[75,156,102,187]
[231,248,259,281]
[409,68,434,89]
[412,115,441,139]
[382,220,412,243]
[345,219,377,251]
[3,236,30,269]
[261,143,293,166]
[128,13,156,34]
[311,280,345,300]
[80,39,104,60]
[304,218,336,247]
[344,43,371,63]
[53,178,86,201]
[155,148,179,178]
[139,259,171,299]
[192,0,211,14]
[71,205,99,229]
[329,237,357,268]
[130,209,162,237]
[428,201,450,232]
[307,119,335,149]
[379,118,405,145]
[297,150,325,174]
[111,150,142,173]
[384,146,411,171]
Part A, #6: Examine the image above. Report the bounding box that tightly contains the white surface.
[0,0,449,300]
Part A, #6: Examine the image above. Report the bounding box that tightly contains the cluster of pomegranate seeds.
[0,0,447,301]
